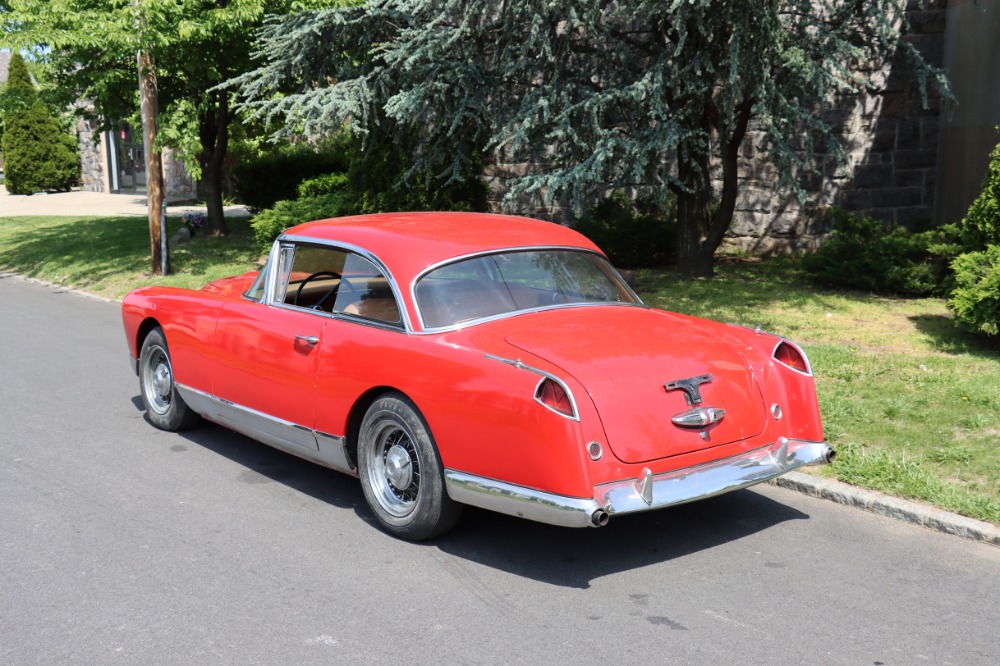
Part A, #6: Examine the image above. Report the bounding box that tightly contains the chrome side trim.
[444,438,833,529]
[174,384,357,476]
[485,354,581,421]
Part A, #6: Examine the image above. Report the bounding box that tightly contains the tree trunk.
[674,97,754,279]
[674,143,715,279]
[199,90,230,235]
[138,48,168,275]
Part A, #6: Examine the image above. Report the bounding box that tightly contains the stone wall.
[76,116,107,193]
[486,1,950,255]
[724,1,948,254]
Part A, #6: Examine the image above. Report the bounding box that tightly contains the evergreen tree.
[4,51,35,96]
[0,52,37,146]
[2,102,80,194]
[232,0,949,277]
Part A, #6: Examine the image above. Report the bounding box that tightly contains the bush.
[802,210,953,296]
[232,148,350,213]
[574,191,676,268]
[251,192,359,251]
[297,172,349,198]
[347,133,489,215]
[948,245,1000,336]
[959,128,1000,249]
[1,103,79,195]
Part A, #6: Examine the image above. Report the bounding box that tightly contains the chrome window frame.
[411,246,645,334]
[259,234,413,333]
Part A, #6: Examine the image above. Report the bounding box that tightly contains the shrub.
[232,148,350,213]
[1,103,79,195]
[251,192,359,251]
[297,172,349,198]
[574,191,676,268]
[948,245,1000,336]
[959,128,1000,249]
[802,209,951,296]
[347,133,489,215]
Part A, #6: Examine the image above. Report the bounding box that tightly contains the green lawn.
[0,215,260,299]
[2,214,998,523]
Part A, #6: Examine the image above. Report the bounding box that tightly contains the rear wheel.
[358,393,462,540]
[139,327,200,431]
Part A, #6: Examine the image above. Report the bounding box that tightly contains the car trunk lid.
[503,307,768,463]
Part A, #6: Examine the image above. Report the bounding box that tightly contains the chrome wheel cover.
[366,421,422,518]
[141,345,173,415]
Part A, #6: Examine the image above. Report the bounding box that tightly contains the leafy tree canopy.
[231,0,950,276]
[0,1,341,232]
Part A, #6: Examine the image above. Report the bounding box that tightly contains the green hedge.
[574,191,676,268]
[232,149,350,213]
[802,210,959,296]
[949,246,1000,336]
[959,131,1000,249]
[251,192,359,251]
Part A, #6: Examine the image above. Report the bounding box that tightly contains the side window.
[274,244,401,325]
[332,253,402,324]
[278,245,348,310]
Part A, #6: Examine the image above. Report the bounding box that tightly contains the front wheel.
[138,327,200,431]
[357,393,462,540]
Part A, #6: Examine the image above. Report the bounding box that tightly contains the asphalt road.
[1,274,998,665]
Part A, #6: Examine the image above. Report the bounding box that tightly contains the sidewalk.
[0,185,250,218]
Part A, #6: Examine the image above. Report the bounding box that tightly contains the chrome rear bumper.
[444,438,834,529]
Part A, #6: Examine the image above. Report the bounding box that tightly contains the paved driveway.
[0,184,249,218]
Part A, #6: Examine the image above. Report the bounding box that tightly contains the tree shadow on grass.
[909,314,1000,359]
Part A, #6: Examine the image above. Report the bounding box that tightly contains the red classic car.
[122,212,832,540]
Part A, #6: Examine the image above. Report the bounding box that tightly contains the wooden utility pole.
[137,2,168,275]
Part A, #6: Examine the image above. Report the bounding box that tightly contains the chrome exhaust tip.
[825,447,837,464]
[591,509,610,527]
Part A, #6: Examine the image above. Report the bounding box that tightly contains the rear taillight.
[774,341,811,375]
[535,377,577,419]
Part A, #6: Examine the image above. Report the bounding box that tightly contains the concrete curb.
[771,472,1000,547]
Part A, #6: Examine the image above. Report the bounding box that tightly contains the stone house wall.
[75,114,199,201]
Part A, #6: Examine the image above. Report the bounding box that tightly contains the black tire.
[357,393,462,540]
[138,327,200,431]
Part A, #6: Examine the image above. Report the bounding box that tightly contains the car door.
[210,243,346,451]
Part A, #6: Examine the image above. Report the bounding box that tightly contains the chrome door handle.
[295,335,319,345]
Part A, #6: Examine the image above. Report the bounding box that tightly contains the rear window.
[415,250,639,329]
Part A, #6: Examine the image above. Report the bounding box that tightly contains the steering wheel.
[294,271,341,310]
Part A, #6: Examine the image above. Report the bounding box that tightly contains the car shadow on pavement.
[429,492,809,589]
[147,406,809,589]
[158,412,368,511]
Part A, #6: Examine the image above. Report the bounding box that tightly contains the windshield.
[415,249,641,329]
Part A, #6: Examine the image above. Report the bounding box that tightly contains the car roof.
[282,212,603,282]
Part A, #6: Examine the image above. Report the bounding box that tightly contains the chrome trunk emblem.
[664,374,712,405]
[671,407,726,428]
